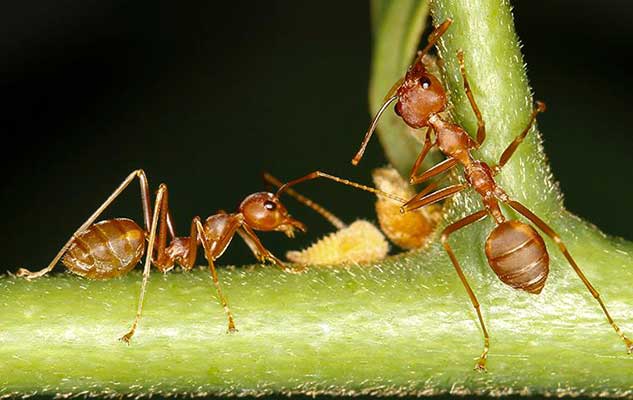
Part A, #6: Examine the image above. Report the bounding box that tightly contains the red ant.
[17,169,403,343]
[351,19,632,370]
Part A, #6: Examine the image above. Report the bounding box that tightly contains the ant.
[17,169,404,343]
[351,19,632,370]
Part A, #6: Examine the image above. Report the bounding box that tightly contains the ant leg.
[494,102,546,173]
[165,210,177,240]
[119,183,168,344]
[177,216,202,271]
[277,171,407,205]
[149,185,182,273]
[408,130,434,184]
[507,200,632,353]
[401,183,468,213]
[441,209,491,371]
[457,51,486,146]
[410,157,458,185]
[153,184,172,271]
[237,225,304,274]
[414,19,453,63]
[17,169,153,280]
[263,172,345,230]
[407,129,459,186]
[195,218,238,333]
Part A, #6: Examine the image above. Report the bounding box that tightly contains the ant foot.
[16,268,39,280]
[226,318,238,334]
[119,331,135,345]
[285,265,307,275]
[625,336,633,354]
[473,357,488,373]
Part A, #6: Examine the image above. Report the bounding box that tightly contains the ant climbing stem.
[352,17,632,370]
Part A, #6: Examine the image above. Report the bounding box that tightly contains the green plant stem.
[2,0,633,398]
[2,222,633,398]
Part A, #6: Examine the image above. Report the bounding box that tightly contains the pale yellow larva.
[286,220,388,266]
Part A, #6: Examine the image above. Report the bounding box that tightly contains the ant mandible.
[17,169,404,343]
[351,19,632,371]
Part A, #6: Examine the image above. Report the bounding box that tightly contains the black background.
[1,1,632,272]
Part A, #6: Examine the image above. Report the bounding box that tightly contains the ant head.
[394,59,447,128]
[240,192,306,237]
[351,19,452,166]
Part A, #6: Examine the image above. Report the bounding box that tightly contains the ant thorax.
[204,213,237,242]
[429,115,476,162]
[465,161,496,196]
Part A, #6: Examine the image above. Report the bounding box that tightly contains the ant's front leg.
[408,130,434,184]
[409,157,459,186]
[237,225,304,274]
[401,183,468,214]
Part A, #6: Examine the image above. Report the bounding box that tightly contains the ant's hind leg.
[507,200,632,353]
[17,169,153,280]
[440,209,491,371]
[457,50,486,146]
[120,183,168,344]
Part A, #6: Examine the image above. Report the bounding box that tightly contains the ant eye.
[264,200,277,211]
[419,76,431,89]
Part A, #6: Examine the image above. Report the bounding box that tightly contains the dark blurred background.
[1,1,631,272]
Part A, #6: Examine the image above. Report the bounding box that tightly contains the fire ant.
[17,169,404,343]
[351,19,632,370]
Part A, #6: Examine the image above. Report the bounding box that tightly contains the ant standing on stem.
[17,169,404,343]
[351,19,632,371]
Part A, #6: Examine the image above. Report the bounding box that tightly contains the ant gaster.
[352,19,632,371]
[18,169,404,343]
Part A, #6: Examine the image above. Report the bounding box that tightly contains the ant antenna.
[351,95,398,166]
[276,171,407,204]
[263,172,346,230]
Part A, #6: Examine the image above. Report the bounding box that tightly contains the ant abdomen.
[485,220,549,294]
[62,218,146,280]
